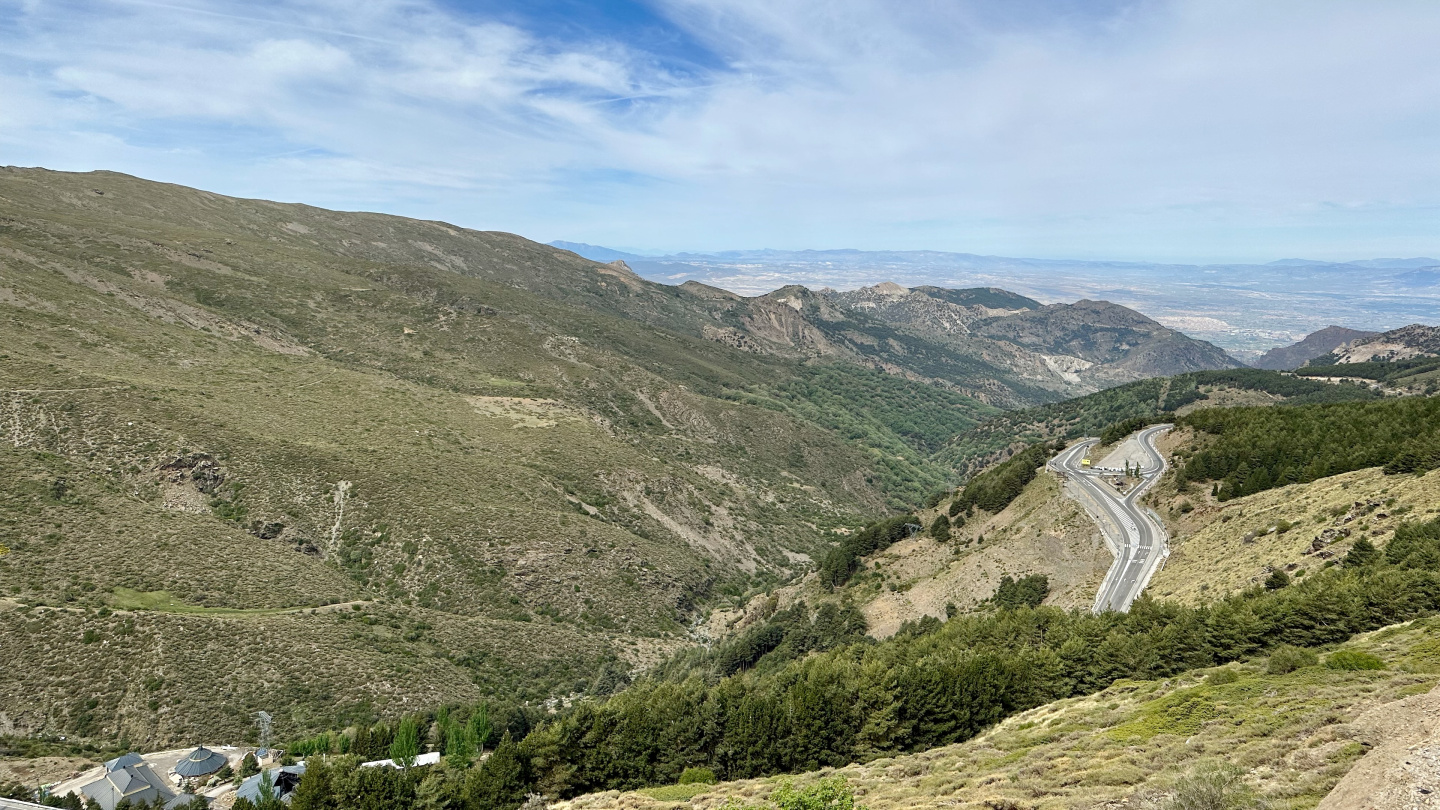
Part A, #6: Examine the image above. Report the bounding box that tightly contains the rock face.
[1253,325,1379,370]
[682,283,1239,405]
[1330,324,1440,363]
[966,299,1241,387]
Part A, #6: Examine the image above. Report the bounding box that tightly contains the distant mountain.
[1395,267,1440,288]
[553,243,1440,355]
[679,281,1239,406]
[1348,257,1440,269]
[1268,257,1440,269]
[1253,326,1379,370]
[1330,324,1440,363]
[547,240,647,263]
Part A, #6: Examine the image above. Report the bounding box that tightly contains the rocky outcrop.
[1331,323,1440,363]
[1254,325,1378,370]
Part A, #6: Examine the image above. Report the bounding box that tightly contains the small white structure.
[359,751,441,769]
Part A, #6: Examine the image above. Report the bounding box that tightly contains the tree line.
[1176,396,1440,499]
[256,516,1440,809]
[818,515,918,588]
[938,367,1379,479]
[952,441,1058,514]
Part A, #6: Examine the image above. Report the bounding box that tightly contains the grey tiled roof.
[174,747,228,777]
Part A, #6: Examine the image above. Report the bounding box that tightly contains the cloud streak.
[1,0,1437,261]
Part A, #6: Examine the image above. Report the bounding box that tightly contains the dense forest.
[939,368,1378,476]
[817,515,919,588]
[1301,355,1440,385]
[952,441,1058,514]
[214,518,1440,810]
[1176,396,1440,499]
[759,364,995,506]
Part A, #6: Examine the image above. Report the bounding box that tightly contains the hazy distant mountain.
[548,240,647,263]
[1267,257,1440,269]
[1253,326,1379,370]
[548,243,1440,355]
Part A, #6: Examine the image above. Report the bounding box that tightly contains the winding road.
[1049,424,1172,613]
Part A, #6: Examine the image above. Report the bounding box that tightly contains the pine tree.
[1344,537,1380,567]
[239,752,260,778]
[288,758,335,810]
[928,514,950,541]
[465,732,528,810]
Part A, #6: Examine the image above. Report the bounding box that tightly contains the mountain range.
[0,167,1233,745]
[550,241,1440,356]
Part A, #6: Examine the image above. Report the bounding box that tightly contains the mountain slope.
[0,167,926,744]
[1328,323,1440,363]
[1253,325,1378,370]
[556,618,1440,810]
[0,166,1247,747]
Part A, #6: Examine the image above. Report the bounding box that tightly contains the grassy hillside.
[558,617,1440,810]
[1149,464,1440,605]
[0,167,1015,744]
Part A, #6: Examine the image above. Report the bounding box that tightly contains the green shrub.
[1267,645,1318,675]
[678,767,718,785]
[764,778,865,810]
[1324,649,1386,671]
[1344,538,1381,567]
[928,514,950,541]
[1205,668,1240,685]
[1160,760,1263,810]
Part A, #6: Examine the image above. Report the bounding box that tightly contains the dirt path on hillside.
[1318,682,1440,809]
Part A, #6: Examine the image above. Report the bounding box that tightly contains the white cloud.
[1,0,1438,261]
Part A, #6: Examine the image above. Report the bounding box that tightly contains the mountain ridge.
[1253,325,1379,370]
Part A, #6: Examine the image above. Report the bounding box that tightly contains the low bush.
[1324,649,1386,671]
[1158,760,1263,810]
[1266,645,1317,675]
[678,767,718,785]
[1205,668,1240,686]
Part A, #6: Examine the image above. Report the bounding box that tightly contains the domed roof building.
[174,746,228,779]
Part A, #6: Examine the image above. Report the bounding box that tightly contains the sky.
[2,0,1439,263]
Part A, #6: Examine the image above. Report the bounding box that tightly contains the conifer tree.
[928,514,950,541]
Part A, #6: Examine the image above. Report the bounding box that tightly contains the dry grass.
[0,167,920,745]
[1148,466,1440,603]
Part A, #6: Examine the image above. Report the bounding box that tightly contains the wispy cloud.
[1,0,1438,261]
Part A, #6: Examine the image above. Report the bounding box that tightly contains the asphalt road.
[1049,424,1172,613]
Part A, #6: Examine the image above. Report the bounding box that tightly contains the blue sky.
[2,0,1439,263]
